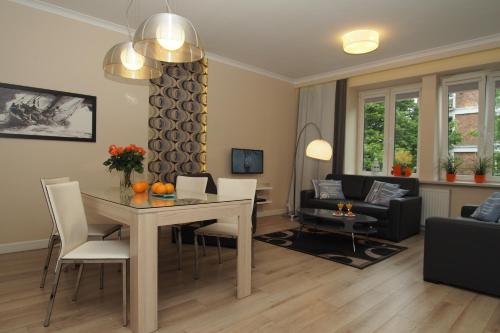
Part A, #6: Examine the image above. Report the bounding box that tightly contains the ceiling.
[34,0,500,81]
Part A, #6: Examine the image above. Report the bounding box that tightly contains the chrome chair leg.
[72,264,84,302]
[100,264,104,289]
[118,228,122,240]
[201,235,206,256]
[216,237,222,264]
[177,227,183,270]
[40,235,57,288]
[194,234,200,280]
[122,261,127,327]
[44,261,63,327]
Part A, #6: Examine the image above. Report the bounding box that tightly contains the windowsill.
[420,180,500,189]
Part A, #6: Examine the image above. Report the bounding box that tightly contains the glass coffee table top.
[298,208,378,252]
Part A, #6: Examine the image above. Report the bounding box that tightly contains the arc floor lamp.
[290,122,333,218]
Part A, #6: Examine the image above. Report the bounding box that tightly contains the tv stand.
[256,184,272,205]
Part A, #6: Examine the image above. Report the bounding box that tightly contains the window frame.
[440,71,486,181]
[357,84,421,176]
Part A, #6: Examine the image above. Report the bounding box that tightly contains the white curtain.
[288,82,336,214]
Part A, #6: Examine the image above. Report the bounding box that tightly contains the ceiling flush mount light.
[103,0,162,80]
[133,0,204,63]
[342,29,379,55]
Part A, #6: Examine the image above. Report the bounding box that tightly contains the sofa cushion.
[471,192,500,222]
[362,176,419,198]
[364,180,400,203]
[301,198,338,210]
[350,200,389,220]
[312,179,345,200]
[327,174,365,200]
[371,187,409,207]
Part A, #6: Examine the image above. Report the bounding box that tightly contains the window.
[440,71,500,181]
[358,85,420,175]
[362,96,385,171]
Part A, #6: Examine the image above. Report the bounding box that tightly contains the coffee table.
[298,208,378,253]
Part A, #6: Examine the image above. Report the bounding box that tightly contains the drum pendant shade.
[103,41,162,80]
[133,13,204,63]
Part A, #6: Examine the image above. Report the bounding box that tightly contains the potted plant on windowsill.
[440,155,462,182]
[474,156,492,183]
[393,150,413,177]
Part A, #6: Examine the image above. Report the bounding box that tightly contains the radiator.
[420,188,450,227]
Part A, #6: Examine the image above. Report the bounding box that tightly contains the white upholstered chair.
[193,178,257,279]
[40,177,122,288]
[43,181,129,327]
[172,175,208,270]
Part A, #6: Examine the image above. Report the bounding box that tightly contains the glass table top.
[81,187,249,209]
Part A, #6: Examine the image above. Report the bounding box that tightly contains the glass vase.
[120,170,133,194]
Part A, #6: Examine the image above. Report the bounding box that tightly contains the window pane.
[448,82,479,175]
[363,98,385,171]
[394,94,419,173]
[494,81,500,175]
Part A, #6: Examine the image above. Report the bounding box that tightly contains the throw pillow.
[471,192,500,222]
[372,188,409,207]
[364,180,400,204]
[312,179,345,200]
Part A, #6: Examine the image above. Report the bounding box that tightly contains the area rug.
[254,228,407,269]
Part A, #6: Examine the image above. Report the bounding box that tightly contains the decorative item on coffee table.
[103,144,145,193]
[441,154,462,182]
[474,155,492,183]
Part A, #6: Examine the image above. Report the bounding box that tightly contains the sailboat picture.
[0,83,96,142]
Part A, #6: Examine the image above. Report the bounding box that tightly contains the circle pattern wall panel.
[148,59,208,183]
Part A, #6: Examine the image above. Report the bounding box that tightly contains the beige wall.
[345,48,500,217]
[207,60,298,214]
[0,2,298,246]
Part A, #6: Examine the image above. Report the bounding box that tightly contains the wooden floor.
[1,215,500,333]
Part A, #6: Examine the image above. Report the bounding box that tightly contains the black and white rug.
[254,228,407,269]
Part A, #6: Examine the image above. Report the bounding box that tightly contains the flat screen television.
[231,148,263,174]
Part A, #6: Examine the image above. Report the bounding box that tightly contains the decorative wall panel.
[148,59,208,183]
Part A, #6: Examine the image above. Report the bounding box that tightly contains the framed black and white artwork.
[0,83,96,142]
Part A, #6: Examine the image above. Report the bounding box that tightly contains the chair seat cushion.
[195,223,238,237]
[62,240,129,260]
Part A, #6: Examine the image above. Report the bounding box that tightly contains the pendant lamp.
[103,0,162,79]
[133,0,204,63]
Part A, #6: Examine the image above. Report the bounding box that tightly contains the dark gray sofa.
[301,174,422,242]
[424,206,500,297]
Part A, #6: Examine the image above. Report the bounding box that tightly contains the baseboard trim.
[257,208,287,218]
[0,239,49,254]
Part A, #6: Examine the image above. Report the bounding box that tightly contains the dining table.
[81,187,253,333]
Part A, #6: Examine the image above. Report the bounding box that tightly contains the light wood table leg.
[130,214,158,333]
[237,203,252,299]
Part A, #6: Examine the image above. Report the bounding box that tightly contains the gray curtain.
[333,79,347,174]
[288,82,336,214]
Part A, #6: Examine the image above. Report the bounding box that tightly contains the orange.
[132,181,148,193]
[131,192,148,205]
[152,182,168,194]
[151,199,175,207]
[164,183,175,194]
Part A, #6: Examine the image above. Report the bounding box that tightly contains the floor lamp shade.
[306,139,333,161]
[133,13,204,63]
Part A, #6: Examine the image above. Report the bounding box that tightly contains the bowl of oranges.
[151,182,175,198]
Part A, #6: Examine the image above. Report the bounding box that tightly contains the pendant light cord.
[164,0,172,13]
[125,0,133,41]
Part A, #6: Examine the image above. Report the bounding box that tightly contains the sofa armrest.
[461,205,478,218]
[300,190,315,207]
[387,196,422,242]
[424,217,500,296]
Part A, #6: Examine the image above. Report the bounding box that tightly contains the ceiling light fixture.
[133,0,204,63]
[342,29,379,55]
[103,0,162,80]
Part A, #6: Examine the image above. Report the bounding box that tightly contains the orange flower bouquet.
[104,144,146,191]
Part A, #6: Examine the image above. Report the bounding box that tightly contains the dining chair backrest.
[46,181,88,259]
[176,176,208,195]
[217,178,257,225]
[41,177,70,235]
